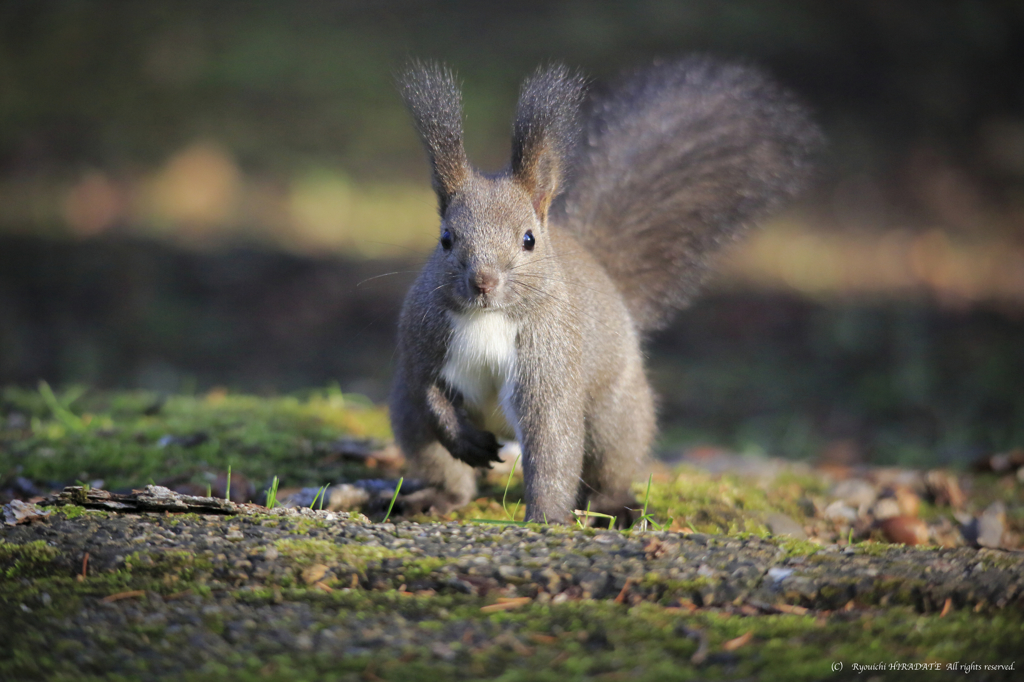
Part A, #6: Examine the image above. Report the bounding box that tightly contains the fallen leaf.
[774,603,809,615]
[673,598,699,612]
[925,470,966,509]
[480,597,532,613]
[880,515,930,545]
[614,578,635,604]
[940,597,952,617]
[101,590,146,603]
[301,563,329,585]
[722,631,753,651]
[644,537,667,559]
[894,486,921,517]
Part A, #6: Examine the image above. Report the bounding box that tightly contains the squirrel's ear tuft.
[398,61,469,214]
[511,64,586,221]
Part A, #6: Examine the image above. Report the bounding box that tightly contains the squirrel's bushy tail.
[553,57,822,333]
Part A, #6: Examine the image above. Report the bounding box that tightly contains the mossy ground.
[2,386,1023,680]
[2,547,1021,682]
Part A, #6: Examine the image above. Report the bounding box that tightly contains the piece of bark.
[47,485,240,514]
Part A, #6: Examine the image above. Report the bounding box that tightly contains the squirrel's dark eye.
[522,230,536,251]
[440,229,453,251]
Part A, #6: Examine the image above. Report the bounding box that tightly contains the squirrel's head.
[399,62,584,312]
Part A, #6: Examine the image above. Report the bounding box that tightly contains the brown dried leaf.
[644,537,667,560]
[614,578,635,604]
[101,590,146,603]
[925,470,966,509]
[722,631,753,651]
[880,515,930,545]
[301,564,329,585]
[774,603,809,615]
[894,485,921,517]
[480,597,532,613]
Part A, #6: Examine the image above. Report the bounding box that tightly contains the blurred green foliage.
[0,383,391,491]
[2,1,1021,186]
[651,295,1024,466]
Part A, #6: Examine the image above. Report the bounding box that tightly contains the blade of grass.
[38,380,85,431]
[574,506,618,528]
[383,477,403,523]
[642,474,652,517]
[265,476,280,509]
[502,453,521,521]
[627,474,659,533]
[310,485,327,510]
[225,465,231,502]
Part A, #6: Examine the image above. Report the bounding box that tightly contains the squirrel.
[389,57,820,524]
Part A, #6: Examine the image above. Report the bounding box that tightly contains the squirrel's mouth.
[470,296,499,310]
[465,291,508,312]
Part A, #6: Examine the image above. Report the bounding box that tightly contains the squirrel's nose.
[471,268,500,296]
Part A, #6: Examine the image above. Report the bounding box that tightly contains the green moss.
[402,556,451,580]
[51,504,93,520]
[861,577,929,607]
[0,572,140,616]
[0,540,61,580]
[273,537,407,573]
[772,536,823,558]
[285,516,333,534]
[854,540,905,556]
[123,549,214,581]
[640,466,793,535]
[975,550,1024,572]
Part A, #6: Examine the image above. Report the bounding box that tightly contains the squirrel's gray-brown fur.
[390,58,820,524]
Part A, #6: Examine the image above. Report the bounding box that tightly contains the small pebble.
[765,512,807,539]
[977,502,1006,549]
[831,479,877,510]
[871,498,901,521]
[824,501,858,523]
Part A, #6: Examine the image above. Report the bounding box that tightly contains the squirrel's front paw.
[448,428,502,468]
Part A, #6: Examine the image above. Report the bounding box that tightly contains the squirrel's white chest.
[440,311,518,439]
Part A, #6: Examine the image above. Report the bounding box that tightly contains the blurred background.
[1,1,1023,467]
